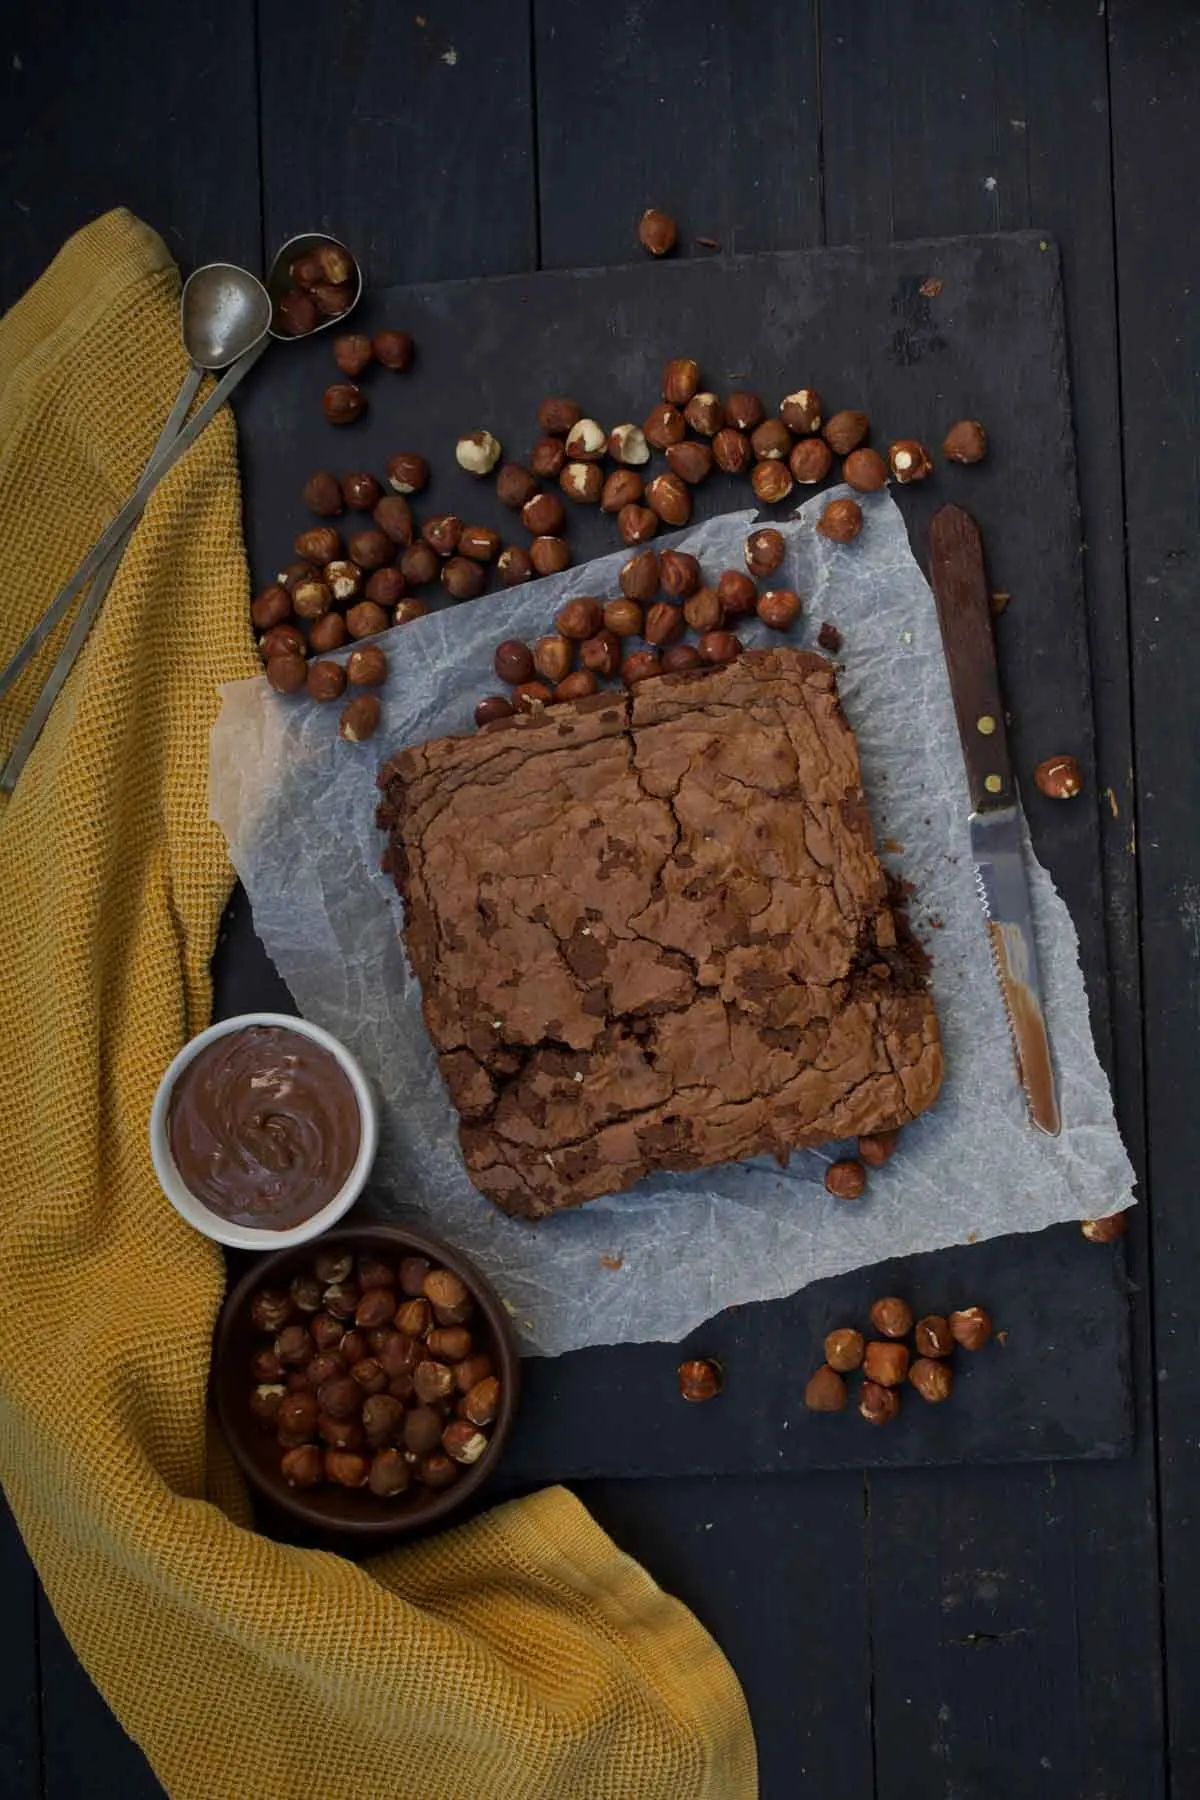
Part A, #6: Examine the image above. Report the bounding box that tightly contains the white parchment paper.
[210,490,1134,1354]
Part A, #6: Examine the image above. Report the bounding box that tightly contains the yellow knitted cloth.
[0,212,756,1800]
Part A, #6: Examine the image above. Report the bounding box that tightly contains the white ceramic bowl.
[149,1011,378,1250]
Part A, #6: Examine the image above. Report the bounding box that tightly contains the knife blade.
[927,503,1061,1136]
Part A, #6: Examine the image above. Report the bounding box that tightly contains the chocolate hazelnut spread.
[168,1025,360,1228]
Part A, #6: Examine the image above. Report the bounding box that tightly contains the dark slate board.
[219,230,1131,1475]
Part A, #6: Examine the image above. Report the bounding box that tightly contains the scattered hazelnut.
[716,570,757,616]
[383,453,427,497]
[638,208,678,256]
[530,536,570,575]
[496,463,539,509]
[677,1357,723,1402]
[909,1358,954,1403]
[497,546,533,587]
[296,525,342,565]
[394,599,430,628]
[534,634,574,683]
[422,514,462,557]
[317,243,355,286]
[581,629,623,678]
[915,1315,954,1358]
[301,472,344,517]
[1034,755,1084,799]
[750,418,792,461]
[621,648,661,685]
[367,1449,411,1496]
[602,469,645,512]
[608,422,651,466]
[660,550,701,598]
[817,498,864,543]
[364,568,406,608]
[603,599,643,637]
[495,639,535,684]
[859,1381,901,1426]
[266,652,308,695]
[666,441,714,485]
[312,282,354,320]
[888,440,934,483]
[643,403,686,450]
[858,1132,898,1167]
[646,472,691,526]
[456,429,503,476]
[744,528,785,577]
[274,290,319,337]
[561,461,604,503]
[281,1445,323,1487]
[789,438,833,485]
[556,670,599,701]
[522,491,566,536]
[779,389,823,434]
[823,410,869,455]
[401,542,440,586]
[554,597,602,642]
[290,576,332,619]
[373,329,413,371]
[1080,1214,1129,1244]
[697,630,741,666]
[348,527,393,570]
[843,448,888,492]
[824,1158,866,1200]
[323,383,366,426]
[684,392,723,436]
[259,624,306,662]
[757,588,801,631]
[824,1328,865,1372]
[538,396,583,435]
[644,602,685,647]
[333,332,373,377]
[277,560,316,593]
[564,418,607,462]
[712,427,752,474]
[289,253,324,289]
[804,1365,847,1412]
[724,391,764,432]
[513,680,553,712]
[949,1306,994,1349]
[347,645,387,687]
[943,419,988,464]
[306,659,347,703]
[863,1341,910,1387]
[338,694,381,742]
[684,588,722,632]
[251,584,292,631]
[869,1297,913,1339]
[751,460,794,504]
[530,436,567,478]
[345,600,389,639]
[661,644,703,674]
[662,358,701,405]
[620,548,660,600]
[325,561,363,604]
[475,695,515,727]
[618,504,658,544]
[458,525,500,564]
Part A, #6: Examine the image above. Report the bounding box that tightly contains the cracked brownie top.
[377,648,943,1219]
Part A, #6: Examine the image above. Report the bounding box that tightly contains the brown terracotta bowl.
[212,1223,519,1538]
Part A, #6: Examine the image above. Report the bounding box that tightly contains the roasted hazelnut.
[522,491,566,536]
[604,598,644,637]
[804,1365,848,1412]
[825,1158,866,1200]
[618,504,658,545]
[296,526,342,565]
[644,602,685,647]
[659,550,701,598]
[530,536,570,575]
[441,556,487,601]
[750,418,792,461]
[324,1450,369,1488]
[581,629,623,678]
[530,436,567,478]
[314,1249,353,1286]
[301,471,344,517]
[368,1448,412,1496]
[642,405,684,452]
[1034,755,1083,799]
[744,528,785,578]
[666,440,714,485]
[343,644,385,688]
[789,437,833,485]
[638,207,678,256]
[317,1374,362,1420]
[697,630,741,666]
[340,1329,370,1366]
[345,601,389,639]
[779,389,823,434]
[333,472,377,515]
[443,1420,489,1464]
[318,1411,364,1451]
[751,460,794,504]
[422,514,462,557]
[323,382,366,426]
[304,1352,346,1391]
[277,559,317,593]
[561,461,604,504]
[426,1326,473,1362]
[354,1287,398,1331]
[824,1328,865,1373]
[339,694,381,742]
[494,639,534,686]
[660,644,703,674]
[364,568,406,608]
[716,570,757,617]
[817,498,864,543]
[602,469,645,512]
[292,575,335,619]
[757,588,802,631]
[943,419,988,464]
[513,680,554,712]
[306,614,348,658]
[265,652,308,695]
[660,358,700,406]
[317,242,355,286]
[823,410,869,455]
[910,1358,954,1403]
[251,584,292,631]
[348,527,393,571]
[277,1390,318,1438]
[684,392,723,436]
[372,496,415,546]
[251,1345,286,1383]
[915,1315,954,1358]
[401,542,440,587]
[394,600,430,627]
[383,453,427,497]
[333,332,373,377]
[949,1306,994,1349]
[250,1383,286,1427]
[889,439,934,483]
[374,330,414,371]
[1081,1211,1129,1244]
[723,392,763,433]
[322,1281,360,1322]
[677,1357,723,1402]
[556,670,600,701]
[870,1297,914,1339]
[623,649,662,686]
[379,1334,426,1381]
[646,472,691,526]
[859,1381,900,1426]
[538,396,583,436]
[712,427,752,474]
[863,1341,910,1387]
[620,549,660,600]
[858,1131,898,1167]
[456,429,503,475]
[564,418,607,462]
[534,634,574,683]
[274,289,318,337]
[496,463,539,509]
[403,1406,444,1455]
[463,1375,500,1426]
[281,1444,323,1486]
[423,1270,472,1327]
[413,1359,455,1405]
[556,596,604,640]
[259,624,306,662]
[306,659,347,703]
[290,252,324,289]
[684,587,723,632]
[608,422,652,465]
[475,695,515,727]
[497,546,533,587]
[843,448,888,492]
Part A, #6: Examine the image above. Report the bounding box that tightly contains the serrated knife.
[928,503,1061,1136]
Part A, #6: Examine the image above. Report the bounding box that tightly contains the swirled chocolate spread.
[168,1025,360,1228]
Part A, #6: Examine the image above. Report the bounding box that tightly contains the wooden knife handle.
[927,504,1015,813]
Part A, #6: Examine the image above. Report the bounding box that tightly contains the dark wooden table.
[1,5,1192,1795]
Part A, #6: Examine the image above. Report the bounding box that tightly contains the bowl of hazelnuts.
[213,1223,519,1536]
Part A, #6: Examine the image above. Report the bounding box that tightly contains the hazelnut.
[251,1346,286,1382]
[290,253,324,289]
[601,469,645,512]
[441,1420,488,1464]
[333,332,373,377]
[463,1375,500,1426]
[910,1358,954,1403]
[564,418,607,461]
[404,1406,444,1455]
[401,542,440,586]
[379,1336,425,1381]
[1034,755,1083,799]
[858,1131,898,1167]
[779,389,823,434]
[305,1352,346,1390]
[251,584,292,631]
[313,283,355,320]
[346,645,387,687]
[497,546,533,587]
[817,498,864,543]
[750,418,792,461]
[823,1157,866,1201]
[348,527,393,570]
[301,471,344,517]
[644,602,685,647]
[646,472,691,525]
[744,528,784,577]
[823,410,869,455]
[824,1328,865,1372]
[274,289,318,337]
[915,1315,954,1358]
[368,1448,412,1496]
[292,576,334,619]
[789,437,834,485]
[475,695,515,727]
[538,396,583,436]
[666,441,714,485]
[494,639,534,684]
[372,496,415,545]
[561,461,604,504]
[751,461,794,504]
[534,634,574,683]
[417,1452,460,1489]
[250,1384,286,1428]
[328,562,365,605]
[296,526,341,565]
[581,630,623,678]
[604,598,644,637]
[660,550,701,598]
[843,448,888,492]
[373,330,414,371]
[556,670,599,701]
[277,560,316,593]
[345,601,389,639]
[422,514,462,557]
[889,440,933,483]
[266,652,308,695]
[618,504,658,544]
[356,1253,393,1289]
[460,524,501,564]
[757,588,801,631]
[301,612,344,656]
[259,624,306,662]
[394,600,430,627]
[863,1341,910,1387]
[413,1359,455,1405]
[280,1445,323,1487]
[869,1297,913,1339]
[638,208,678,256]
[530,536,570,575]
[306,659,347,703]
[317,242,355,286]
[684,392,723,436]
[684,588,723,632]
[513,680,553,712]
[496,463,539,509]
[943,419,988,464]
[622,649,662,686]
[324,1450,369,1489]
[620,548,660,600]
[698,630,741,665]
[314,1250,353,1286]
[426,1326,473,1362]
[355,1287,398,1330]
[350,1357,389,1397]
[677,1357,723,1402]
[339,1330,370,1367]
[1080,1214,1129,1245]
[317,1374,362,1420]
[804,1365,847,1412]
[323,383,366,426]
[712,427,752,474]
[643,404,686,451]
[723,392,763,432]
[608,423,651,465]
[455,429,503,475]
[441,556,487,601]
[531,436,567,478]
[949,1306,994,1349]
[383,453,426,496]
[859,1381,900,1426]
[338,694,381,742]
[364,568,406,608]
[716,570,756,617]
[556,596,604,640]
[322,1281,360,1321]
[522,491,566,536]
[661,358,701,406]
[661,644,703,674]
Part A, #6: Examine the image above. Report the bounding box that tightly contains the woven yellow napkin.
[0,211,756,1800]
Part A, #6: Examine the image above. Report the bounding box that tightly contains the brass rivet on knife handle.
[928,505,1016,813]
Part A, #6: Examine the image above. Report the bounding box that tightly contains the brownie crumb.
[817,621,843,653]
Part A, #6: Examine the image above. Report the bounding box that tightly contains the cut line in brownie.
[376,648,943,1219]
